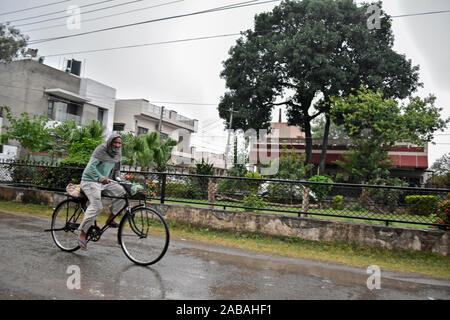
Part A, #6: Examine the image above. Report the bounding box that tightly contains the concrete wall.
[0,60,81,118]
[0,60,116,137]
[0,185,447,256]
[80,78,116,133]
[114,99,143,134]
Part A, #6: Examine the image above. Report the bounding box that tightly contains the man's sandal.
[78,239,88,250]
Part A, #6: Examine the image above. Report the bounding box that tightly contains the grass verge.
[0,200,449,279]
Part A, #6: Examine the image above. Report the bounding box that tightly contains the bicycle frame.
[85,195,147,242]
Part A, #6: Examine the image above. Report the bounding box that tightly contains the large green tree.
[330,87,449,182]
[0,23,32,62]
[218,0,420,174]
[430,153,450,176]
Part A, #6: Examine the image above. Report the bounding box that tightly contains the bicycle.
[46,182,170,266]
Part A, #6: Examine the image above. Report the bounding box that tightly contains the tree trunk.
[303,118,313,174]
[318,114,331,175]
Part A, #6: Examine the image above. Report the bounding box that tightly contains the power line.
[0,0,73,17]
[12,0,144,27]
[391,9,450,18]
[0,82,218,108]
[23,0,183,33]
[149,101,217,106]
[197,121,225,135]
[28,3,450,45]
[6,0,115,24]
[27,0,279,44]
[42,32,240,57]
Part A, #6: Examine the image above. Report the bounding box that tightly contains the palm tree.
[120,132,140,167]
[57,120,105,166]
[120,131,177,172]
[153,137,178,172]
[73,120,105,142]
[136,132,159,171]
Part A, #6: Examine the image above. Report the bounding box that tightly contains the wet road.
[0,211,449,300]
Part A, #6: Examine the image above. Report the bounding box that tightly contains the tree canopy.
[0,23,31,62]
[218,0,421,172]
[330,87,449,182]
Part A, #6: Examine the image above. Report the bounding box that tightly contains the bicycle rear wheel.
[51,198,85,252]
[118,207,170,266]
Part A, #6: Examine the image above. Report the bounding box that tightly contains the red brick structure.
[250,123,429,185]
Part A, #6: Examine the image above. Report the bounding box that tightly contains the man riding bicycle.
[77,133,126,250]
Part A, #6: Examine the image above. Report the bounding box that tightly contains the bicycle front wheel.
[51,198,85,252]
[118,207,170,266]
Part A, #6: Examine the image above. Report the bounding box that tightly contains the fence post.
[208,177,216,209]
[160,173,167,204]
[301,187,310,217]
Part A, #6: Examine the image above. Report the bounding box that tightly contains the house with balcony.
[113,99,199,167]
[0,59,224,170]
[0,59,116,159]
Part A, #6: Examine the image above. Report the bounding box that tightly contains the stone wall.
[149,203,449,256]
[0,185,448,256]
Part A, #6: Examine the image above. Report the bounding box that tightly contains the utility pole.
[158,106,165,135]
[224,107,234,171]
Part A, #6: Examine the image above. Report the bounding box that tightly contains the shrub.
[360,178,408,213]
[405,195,439,216]
[307,175,333,202]
[8,162,83,189]
[244,172,262,193]
[165,182,188,198]
[436,196,450,230]
[332,195,343,210]
[190,158,214,199]
[242,192,265,212]
[265,183,301,204]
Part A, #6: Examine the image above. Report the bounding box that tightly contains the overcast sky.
[0,0,449,165]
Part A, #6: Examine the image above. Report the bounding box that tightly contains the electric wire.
[0,0,73,17]
[12,0,147,27]
[42,33,241,57]
[3,0,117,24]
[27,0,279,44]
[22,0,183,33]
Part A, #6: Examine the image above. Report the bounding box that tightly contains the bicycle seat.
[79,188,88,199]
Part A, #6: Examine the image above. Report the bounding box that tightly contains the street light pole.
[224,107,234,171]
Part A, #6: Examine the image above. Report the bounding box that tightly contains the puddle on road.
[173,246,448,293]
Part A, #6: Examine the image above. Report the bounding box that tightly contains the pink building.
[251,122,429,185]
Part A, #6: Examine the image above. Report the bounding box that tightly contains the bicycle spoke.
[51,199,84,252]
[119,207,169,265]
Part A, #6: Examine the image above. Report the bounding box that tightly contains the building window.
[48,100,83,125]
[97,108,105,124]
[137,126,148,135]
[160,132,168,140]
[113,123,125,131]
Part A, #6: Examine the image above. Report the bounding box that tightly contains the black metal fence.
[0,160,449,230]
